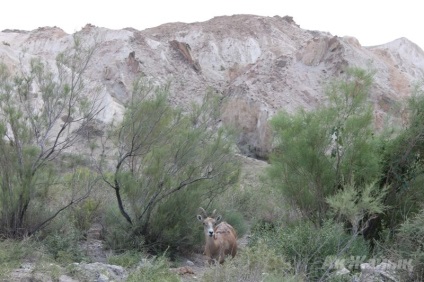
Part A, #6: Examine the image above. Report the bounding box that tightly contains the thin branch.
[28,190,91,236]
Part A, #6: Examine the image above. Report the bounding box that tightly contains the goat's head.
[197,207,222,237]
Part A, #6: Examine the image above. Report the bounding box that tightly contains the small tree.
[0,35,102,238]
[99,79,240,247]
[267,68,383,226]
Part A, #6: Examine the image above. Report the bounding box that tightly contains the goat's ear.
[216,215,222,222]
[197,215,203,221]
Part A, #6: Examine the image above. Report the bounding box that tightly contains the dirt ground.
[170,234,250,281]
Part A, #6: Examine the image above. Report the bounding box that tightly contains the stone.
[1,15,423,159]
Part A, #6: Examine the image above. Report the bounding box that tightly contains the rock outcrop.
[1,15,424,158]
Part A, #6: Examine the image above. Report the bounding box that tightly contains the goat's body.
[197,208,238,264]
[204,222,237,263]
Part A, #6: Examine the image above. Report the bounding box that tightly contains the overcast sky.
[1,0,423,49]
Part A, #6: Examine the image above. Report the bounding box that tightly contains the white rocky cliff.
[1,15,424,158]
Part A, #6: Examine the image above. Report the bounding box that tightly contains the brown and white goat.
[197,207,237,264]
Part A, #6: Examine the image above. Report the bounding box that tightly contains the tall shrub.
[267,68,383,226]
[0,35,101,238]
[99,81,240,250]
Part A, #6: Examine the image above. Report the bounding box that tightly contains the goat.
[197,207,237,264]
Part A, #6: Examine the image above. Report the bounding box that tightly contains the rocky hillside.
[1,14,424,158]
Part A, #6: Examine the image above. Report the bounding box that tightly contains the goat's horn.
[211,209,217,217]
[198,207,207,217]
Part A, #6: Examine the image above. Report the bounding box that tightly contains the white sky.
[1,0,423,49]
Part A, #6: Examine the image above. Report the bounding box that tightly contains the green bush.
[143,184,249,257]
[107,250,145,268]
[126,255,179,282]
[251,220,370,280]
[103,205,144,252]
[267,68,383,226]
[379,208,424,280]
[378,91,424,234]
[101,82,241,254]
[147,187,206,254]
[0,238,48,278]
[212,178,286,232]
[221,209,248,238]
[214,157,288,225]
[43,230,86,264]
[203,241,296,282]
[70,198,102,234]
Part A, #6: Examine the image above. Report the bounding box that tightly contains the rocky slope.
[1,14,424,158]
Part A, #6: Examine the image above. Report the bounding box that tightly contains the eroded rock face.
[222,88,271,159]
[1,15,424,158]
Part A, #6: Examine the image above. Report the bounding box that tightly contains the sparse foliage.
[326,181,387,234]
[0,35,101,238]
[99,80,240,249]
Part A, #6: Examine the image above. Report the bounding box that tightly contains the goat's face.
[197,214,222,237]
